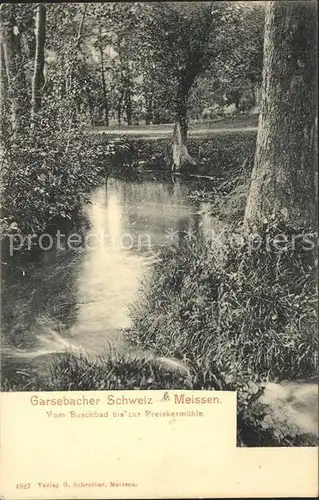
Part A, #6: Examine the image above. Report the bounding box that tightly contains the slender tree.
[0,4,28,135]
[244,0,317,229]
[0,28,9,140]
[31,4,46,127]
[65,4,87,97]
[98,23,109,127]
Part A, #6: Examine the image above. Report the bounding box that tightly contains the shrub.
[0,93,131,244]
[1,129,106,240]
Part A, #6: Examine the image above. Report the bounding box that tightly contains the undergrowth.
[128,222,318,382]
[189,153,254,223]
[0,105,131,245]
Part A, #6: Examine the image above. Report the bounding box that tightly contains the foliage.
[128,223,318,381]
[0,112,111,240]
[0,3,129,242]
[1,2,265,131]
[1,2,265,134]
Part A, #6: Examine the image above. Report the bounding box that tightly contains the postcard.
[0,1,318,498]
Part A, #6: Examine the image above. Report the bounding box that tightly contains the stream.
[1,175,221,385]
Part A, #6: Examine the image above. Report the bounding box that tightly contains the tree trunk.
[0,5,28,135]
[172,80,196,172]
[23,11,36,62]
[117,89,124,126]
[87,93,94,126]
[145,93,153,125]
[31,4,46,127]
[0,40,9,139]
[124,85,132,126]
[244,1,317,230]
[98,25,109,127]
[65,5,86,120]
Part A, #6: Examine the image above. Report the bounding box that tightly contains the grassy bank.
[3,217,315,446]
[2,350,316,447]
[128,225,317,382]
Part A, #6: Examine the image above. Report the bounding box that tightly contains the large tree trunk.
[244,1,317,230]
[0,5,28,135]
[31,4,46,127]
[172,79,196,173]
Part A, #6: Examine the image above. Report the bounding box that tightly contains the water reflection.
[72,183,147,353]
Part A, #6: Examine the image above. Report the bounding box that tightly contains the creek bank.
[99,130,257,179]
[126,168,317,446]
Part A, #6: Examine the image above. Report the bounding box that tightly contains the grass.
[1,240,86,349]
[128,223,318,382]
[2,350,316,447]
[123,218,317,446]
[1,352,191,392]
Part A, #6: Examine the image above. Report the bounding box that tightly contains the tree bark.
[117,89,124,126]
[145,92,153,125]
[0,41,9,139]
[0,5,28,135]
[98,24,109,127]
[31,4,46,127]
[172,77,196,172]
[254,83,261,109]
[244,1,317,230]
[124,84,132,125]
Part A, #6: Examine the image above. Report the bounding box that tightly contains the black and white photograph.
[0,0,318,451]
